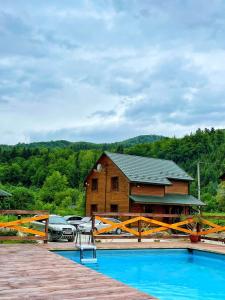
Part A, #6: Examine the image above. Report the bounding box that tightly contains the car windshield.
[49,216,68,225]
[81,217,91,223]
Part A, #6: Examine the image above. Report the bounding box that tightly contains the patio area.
[1,241,225,299]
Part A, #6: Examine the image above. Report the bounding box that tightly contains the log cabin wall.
[85,155,129,216]
[130,202,165,214]
[165,180,189,195]
[130,184,165,196]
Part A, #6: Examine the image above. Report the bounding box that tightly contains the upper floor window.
[91,178,98,191]
[111,176,119,191]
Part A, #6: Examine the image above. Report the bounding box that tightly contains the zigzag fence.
[0,210,49,243]
[92,212,225,243]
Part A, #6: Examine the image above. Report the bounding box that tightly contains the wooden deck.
[0,244,155,300]
[1,241,225,299]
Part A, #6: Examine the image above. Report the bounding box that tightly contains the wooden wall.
[130,184,165,196]
[165,180,189,195]
[130,202,165,214]
[85,155,129,216]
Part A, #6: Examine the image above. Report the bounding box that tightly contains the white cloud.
[0,1,225,144]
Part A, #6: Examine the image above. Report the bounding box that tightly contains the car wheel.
[48,233,55,242]
[116,228,122,235]
[68,236,75,242]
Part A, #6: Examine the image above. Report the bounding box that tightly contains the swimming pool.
[55,249,225,300]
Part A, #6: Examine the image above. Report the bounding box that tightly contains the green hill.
[0,134,165,151]
[0,128,224,214]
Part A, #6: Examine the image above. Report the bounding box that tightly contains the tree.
[216,182,225,211]
[39,171,68,203]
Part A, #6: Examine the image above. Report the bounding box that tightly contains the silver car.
[32,215,76,242]
[64,215,83,227]
[78,218,122,234]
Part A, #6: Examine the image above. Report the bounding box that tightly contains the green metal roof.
[0,189,12,197]
[130,194,205,206]
[105,151,193,185]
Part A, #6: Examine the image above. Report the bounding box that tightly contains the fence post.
[196,219,201,242]
[44,216,49,244]
[92,214,95,234]
[138,218,142,242]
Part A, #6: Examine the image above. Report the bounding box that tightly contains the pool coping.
[44,241,225,256]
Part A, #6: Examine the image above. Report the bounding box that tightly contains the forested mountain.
[0,129,224,214]
[0,134,165,151]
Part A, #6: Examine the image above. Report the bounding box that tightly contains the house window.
[111,204,118,212]
[111,176,119,191]
[91,204,98,214]
[91,178,98,191]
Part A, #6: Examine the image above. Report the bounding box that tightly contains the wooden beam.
[0,236,46,241]
[0,210,48,215]
[93,212,193,218]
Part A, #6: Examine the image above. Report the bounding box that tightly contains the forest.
[0,128,225,215]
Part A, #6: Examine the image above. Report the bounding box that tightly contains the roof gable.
[104,151,193,185]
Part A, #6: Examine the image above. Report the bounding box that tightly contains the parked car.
[64,215,83,227]
[78,218,122,234]
[32,214,76,242]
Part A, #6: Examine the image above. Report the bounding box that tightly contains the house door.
[144,205,153,213]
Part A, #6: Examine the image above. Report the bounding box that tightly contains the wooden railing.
[0,210,49,243]
[92,212,225,242]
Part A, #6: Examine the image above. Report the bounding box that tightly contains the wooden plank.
[93,212,193,218]
[94,234,189,239]
[0,236,46,241]
[140,217,195,235]
[202,215,225,220]
[0,210,48,215]
[94,216,140,236]
[8,225,46,237]
[0,214,49,228]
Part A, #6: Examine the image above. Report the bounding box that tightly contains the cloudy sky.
[0,0,225,144]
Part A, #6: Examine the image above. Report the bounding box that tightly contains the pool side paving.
[1,241,225,299]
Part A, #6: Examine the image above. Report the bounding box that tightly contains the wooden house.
[85,152,205,216]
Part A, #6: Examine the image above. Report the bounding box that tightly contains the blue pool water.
[55,249,225,300]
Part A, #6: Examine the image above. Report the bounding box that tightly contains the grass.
[202,212,225,217]
[202,212,225,226]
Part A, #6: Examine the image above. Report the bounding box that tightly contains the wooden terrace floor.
[1,241,225,299]
[0,244,154,300]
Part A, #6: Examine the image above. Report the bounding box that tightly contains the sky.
[0,0,225,145]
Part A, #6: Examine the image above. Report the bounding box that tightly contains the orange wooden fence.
[0,210,49,243]
[92,213,225,242]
